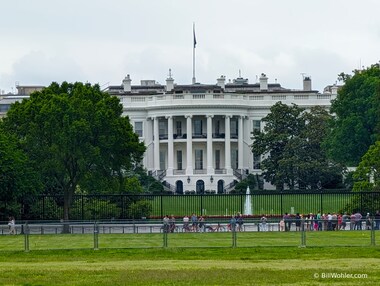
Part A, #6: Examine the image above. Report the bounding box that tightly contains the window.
[215,150,220,169]
[195,149,203,170]
[252,120,261,133]
[215,120,220,135]
[231,149,238,169]
[194,119,203,136]
[160,151,166,171]
[158,121,168,139]
[231,119,238,138]
[159,121,166,136]
[196,180,205,194]
[134,122,143,137]
[177,150,182,170]
[176,121,182,136]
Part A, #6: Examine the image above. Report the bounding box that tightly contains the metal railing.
[0,218,378,252]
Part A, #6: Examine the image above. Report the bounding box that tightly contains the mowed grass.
[0,243,379,285]
[0,230,376,251]
[151,193,353,217]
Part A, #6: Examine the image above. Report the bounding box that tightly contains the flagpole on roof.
[192,22,196,84]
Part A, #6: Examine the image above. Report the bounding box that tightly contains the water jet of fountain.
[243,186,252,215]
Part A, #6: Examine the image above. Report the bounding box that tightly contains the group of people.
[182,213,205,232]
[227,213,244,232]
[163,212,245,233]
[162,214,177,233]
[162,213,205,233]
[279,210,380,231]
[162,210,380,233]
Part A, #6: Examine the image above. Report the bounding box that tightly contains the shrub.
[70,198,121,220]
[128,200,152,219]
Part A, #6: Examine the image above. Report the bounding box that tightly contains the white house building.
[0,85,45,118]
[107,72,338,194]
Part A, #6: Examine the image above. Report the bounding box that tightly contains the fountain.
[243,186,252,215]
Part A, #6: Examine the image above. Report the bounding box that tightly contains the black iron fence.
[1,191,380,221]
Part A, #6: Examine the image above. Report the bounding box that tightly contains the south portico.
[145,112,251,193]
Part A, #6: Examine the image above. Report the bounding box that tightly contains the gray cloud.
[0,51,85,88]
[1,0,379,93]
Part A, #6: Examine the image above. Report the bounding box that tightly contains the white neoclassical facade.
[107,73,338,194]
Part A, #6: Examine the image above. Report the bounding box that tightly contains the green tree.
[0,129,41,219]
[252,102,304,190]
[352,141,380,192]
[345,142,380,214]
[2,82,146,224]
[290,106,342,189]
[252,103,341,190]
[325,64,380,166]
[233,174,259,193]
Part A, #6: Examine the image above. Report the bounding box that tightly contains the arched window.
[196,180,205,194]
[217,180,225,194]
[176,181,184,194]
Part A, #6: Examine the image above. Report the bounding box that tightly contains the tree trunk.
[62,186,74,233]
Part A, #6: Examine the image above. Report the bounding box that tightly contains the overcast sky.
[1,0,379,93]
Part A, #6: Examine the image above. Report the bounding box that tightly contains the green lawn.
[0,244,379,285]
[0,230,377,251]
[150,193,353,217]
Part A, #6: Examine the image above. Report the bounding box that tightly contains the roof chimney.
[259,73,268,91]
[216,75,226,89]
[122,74,132,92]
[166,69,174,92]
[303,76,312,91]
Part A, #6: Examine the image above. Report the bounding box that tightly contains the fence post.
[81,195,84,221]
[360,193,363,213]
[163,229,168,248]
[93,221,99,250]
[160,195,163,219]
[300,219,306,248]
[240,194,243,215]
[200,194,203,216]
[24,223,30,252]
[232,223,237,248]
[371,217,375,246]
[42,196,45,220]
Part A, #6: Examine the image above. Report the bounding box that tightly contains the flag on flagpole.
[193,23,197,48]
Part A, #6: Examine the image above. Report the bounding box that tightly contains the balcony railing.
[122,92,335,108]
[173,169,186,175]
[212,133,225,138]
[192,133,207,139]
[156,133,246,140]
[215,168,226,174]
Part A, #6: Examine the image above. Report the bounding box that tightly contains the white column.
[153,117,160,171]
[167,116,174,175]
[206,115,214,174]
[186,115,193,175]
[238,115,244,170]
[225,115,232,174]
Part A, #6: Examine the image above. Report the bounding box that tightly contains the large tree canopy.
[0,129,40,217]
[252,102,342,190]
[2,82,146,221]
[325,64,380,166]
